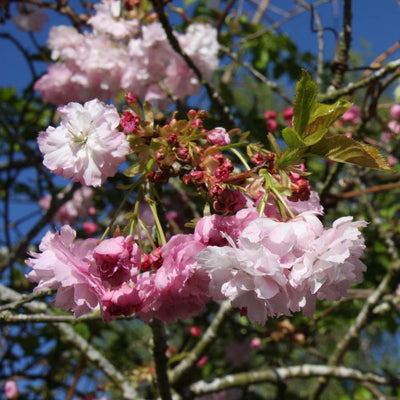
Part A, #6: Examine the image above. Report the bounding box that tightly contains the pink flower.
[387,155,397,167]
[290,217,367,309]
[39,187,94,224]
[197,356,209,368]
[164,23,219,100]
[264,110,278,132]
[197,239,291,324]
[91,236,141,288]
[388,120,400,134]
[83,222,99,235]
[34,63,79,105]
[137,234,210,322]
[266,119,278,132]
[12,4,48,32]
[197,212,367,324]
[189,325,202,337]
[283,107,294,126]
[38,99,130,187]
[194,208,258,246]
[250,337,261,348]
[88,0,140,40]
[25,226,101,317]
[207,127,231,146]
[261,190,323,220]
[390,103,400,120]
[341,104,361,124]
[100,284,142,321]
[4,380,19,399]
[264,111,277,120]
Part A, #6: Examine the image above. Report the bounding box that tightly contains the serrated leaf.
[293,70,318,136]
[282,126,306,148]
[303,99,352,145]
[310,136,393,172]
[277,148,307,169]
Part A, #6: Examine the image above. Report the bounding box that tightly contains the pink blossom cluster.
[12,3,48,32]
[37,99,130,187]
[26,227,210,322]
[39,187,94,224]
[263,107,294,131]
[26,194,367,325]
[197,211,367,324]
[34,1,219,106]
[341,104,361,124]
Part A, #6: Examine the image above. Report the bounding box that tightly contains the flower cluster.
[34,0,219,106]
[26,226,210,322]
[39,187,95,224]
[27,73,371,326]
[26,191,366,324]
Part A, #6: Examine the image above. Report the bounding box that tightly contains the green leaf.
[293,70,318,136]
[303,99,352,146]
[124,162,145,177]
[310,135,393,171]
[282,126,305,148]
[277,148,307,169]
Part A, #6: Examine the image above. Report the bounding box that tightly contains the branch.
[149,0,236,127]
[0,182,80,273]
[219,45,293,105]
[330,0,352,89]
[169,301,232,386]
[319,58,400,102]
[189,364,400,396]
[150,319,173,400]
[310,264,400,399]
[0,283,141,400]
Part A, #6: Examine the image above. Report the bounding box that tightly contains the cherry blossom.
[197,212,367,324]
[37,99,130,187]
[12,3,48,32]
[39,187,94,224]
[25,226,101,317]
[88,0,140,40]
[4,380,19,399]
[137,234,210,322]
[90,236,141,288]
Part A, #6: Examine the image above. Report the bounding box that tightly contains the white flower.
[38,99,130,187]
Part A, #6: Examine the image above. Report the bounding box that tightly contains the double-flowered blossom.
[196,211,367,324]
[38,99,130,187]
[39,187,94,224]
[25,225,101,317]
[90,236,141,288]
[35,6,219,106]
[88,0,140,40]
[137,235,210,322]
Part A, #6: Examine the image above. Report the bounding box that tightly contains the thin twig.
[150,0,236,128]
[219,45,293,105]
[0,283,141,400]
[169,301,232,385]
